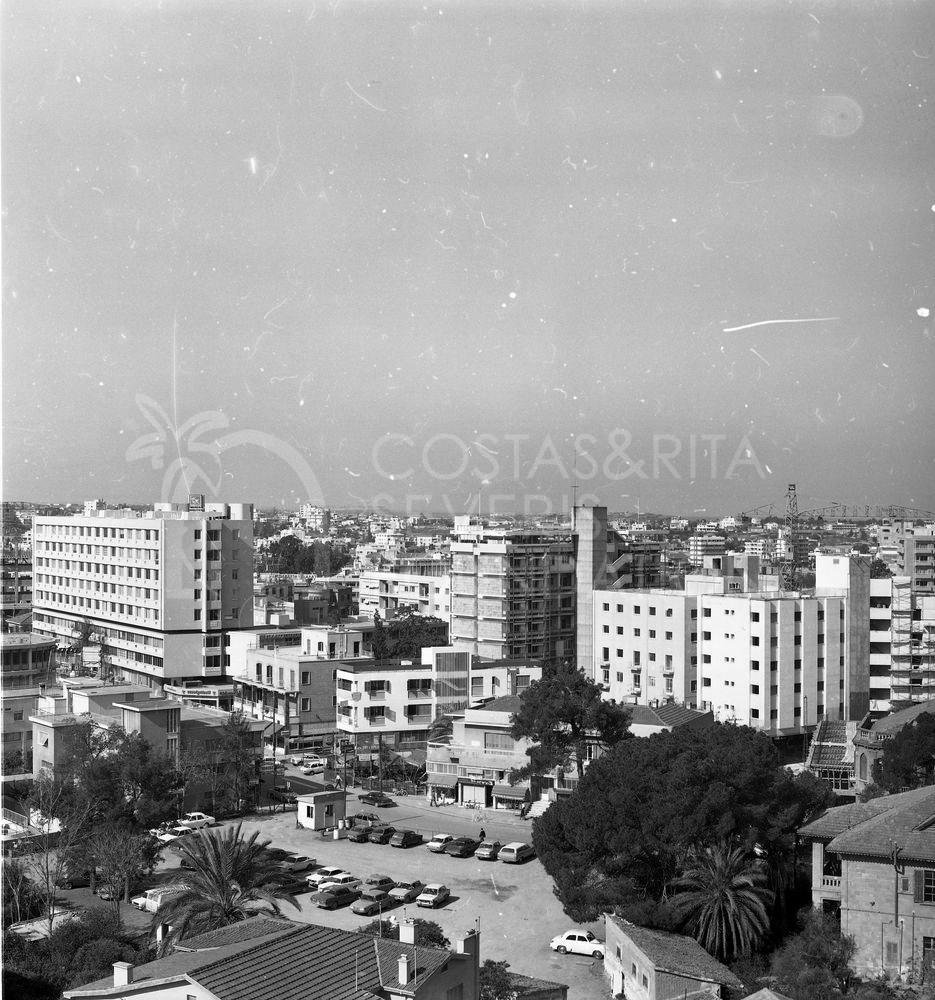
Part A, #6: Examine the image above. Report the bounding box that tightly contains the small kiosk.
[296,790,347,833]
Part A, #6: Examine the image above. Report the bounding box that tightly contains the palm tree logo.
[125,393,324,505]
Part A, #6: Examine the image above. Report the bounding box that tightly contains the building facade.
[358,568,451,624]
[1,547,32,630]
[450,522,575,663]
[31,499,254,692]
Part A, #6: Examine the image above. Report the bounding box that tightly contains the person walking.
[479,827,486,841]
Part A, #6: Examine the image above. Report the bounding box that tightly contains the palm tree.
[153,823,299,948]
[669,842,773,962]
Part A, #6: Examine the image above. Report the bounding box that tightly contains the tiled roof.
[508,970,570,996]
[799,785,935,861]
[173,915,296,951]
[607,917,742,989]
[628,703,712,729]
[872,700,935,734]
[826,788,935,862]
[482,695,524,714]
[811,744,850,768]
[66,922,456,999]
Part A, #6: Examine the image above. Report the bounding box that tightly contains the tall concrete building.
[898,526,935,595]
[450,521,575,663]
[1,546,32,630]
[573,505,663,680]
[31,499,254,693]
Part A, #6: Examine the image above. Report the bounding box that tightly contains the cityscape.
[3,2,935,1000]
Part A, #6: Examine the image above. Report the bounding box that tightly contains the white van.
[130,886,185,913]
[498,842,535,864]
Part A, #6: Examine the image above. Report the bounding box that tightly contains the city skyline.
[3,0,933,513]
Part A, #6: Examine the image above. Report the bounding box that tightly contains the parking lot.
[216,795,610,1000]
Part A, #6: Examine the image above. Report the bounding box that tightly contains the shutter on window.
[915,869,925,903]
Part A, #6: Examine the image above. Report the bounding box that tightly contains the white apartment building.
[745,537,777,562]
[593,555,871,737]
[358,569,451,623]
[687,534,726,564]
[335,659,435,748]
[31,499,254,692]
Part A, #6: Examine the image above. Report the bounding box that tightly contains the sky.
[3,0,934,517]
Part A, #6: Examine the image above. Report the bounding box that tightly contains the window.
[633,652,640,665]
[665,631,672,640]
[301,698,310,712]
[752,612,760,622]
[634,605,640,614]
[602,602,610,611]
[703,631,711,641]
[917,869,935,904]
[752,636,760,646]
[602,647,610,661]
[649,630,656,639]
[702,677,711,687]
[648,606,656,615]
[301,671,310,685]
[702,654,711,664]
[634,628,641,637]
[751,708,759,719]
[751,684,759,694]
[752,660,759,671]
[703,608,711,618]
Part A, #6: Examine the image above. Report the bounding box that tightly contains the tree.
[358,918,450,949]
[531,723,814,922]
[874,713,935,792]
[2,857,46,928]
[511,660,631,781]
[479,959,518,1000]
[24,770,93,936]
[771,909,857,1000]
[382,609,449,659]
[371,611,389,659]
[870,559,893,579]
[669,842,772,962]
[153,823,299,947]
[88,823,153,916]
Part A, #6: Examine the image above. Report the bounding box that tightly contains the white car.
[426,833,455,853]
[306,865,347,888]
[317,872,361,893]
[156,826,194,845]
[289,755,305,766]
[178,812,215,830]
[549,930,604,959]
[415,883,450,908]
[301,758,326,775]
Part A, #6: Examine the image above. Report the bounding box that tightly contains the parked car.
[475,840,503,861]
[388,879,425,904]
[498,842,535,864]
[306,865,347,888]
[178,812,215,830]
[549,930,604,958]
[130,886,185,913]
[350,812,381,827]
[368,826,396,845]
[347,826,372,844]
[55,869,92,890]
[264,848,293,864]
[362,874,396,893]
[416,883,450,908]
[443,837,481,858]
[389,830,423,849]
[358,791,395,807]
[278,854,317,875]
[426,833,455,853]
[156,826,195,845]
[317,872,362,893]
[312,885,361,909]
[96,885,120,902]
[289,754,305,766]
[351,888,396,916]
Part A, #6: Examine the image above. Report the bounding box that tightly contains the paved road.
[226,791,611,1000]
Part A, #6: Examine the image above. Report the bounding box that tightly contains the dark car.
[54,869,92,890]
[367,826,396,845]
[389,830,423,849]
[443,837,481,858]
[358,791,395,808]
[347,826,372,843]
[312,885,361,909]
[362,874,396,893]
[351,888,396,916]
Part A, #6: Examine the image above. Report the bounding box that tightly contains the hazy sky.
[3,0,933,516]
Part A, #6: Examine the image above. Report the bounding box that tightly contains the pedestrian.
[479,827,486,841]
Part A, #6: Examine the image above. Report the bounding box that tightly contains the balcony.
[820,875,841,891]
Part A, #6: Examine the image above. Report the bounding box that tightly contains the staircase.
[526,799,551,819]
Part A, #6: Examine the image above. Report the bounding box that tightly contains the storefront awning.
[493,783,527,800]
[427,772,458,787]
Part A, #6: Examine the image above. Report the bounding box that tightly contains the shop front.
[458,775,492,807]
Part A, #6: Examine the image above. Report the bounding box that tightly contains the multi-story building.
[31,498,254,693]
[450,520,576,663]
[358,568,451,624]
[801,786,935,980]
[231,625,365,755]
[298,504,331,533]
[687,534,726,565]
[468,657,541,705]
[0,633,55,771]
[335,658,436,749]
[899,527,935,595]
[427,694,538,809]
[593,555,871,738]
[1,546,33,632]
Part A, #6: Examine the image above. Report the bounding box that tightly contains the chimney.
[113,962,134,986]
[399,918,416,945]
[398,953,413,985]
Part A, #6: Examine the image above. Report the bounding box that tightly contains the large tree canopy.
[510,661,631,780]
[873,712,935,793]
[531,722,833,922]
